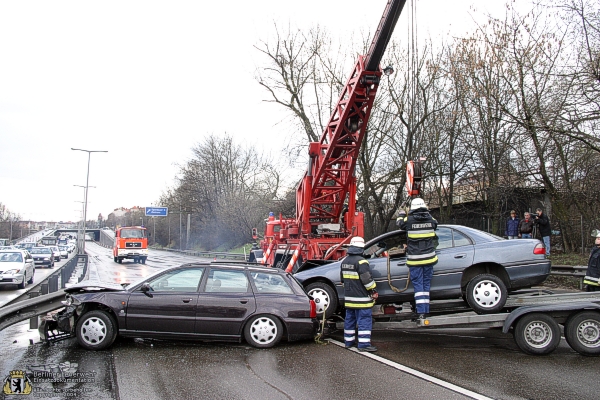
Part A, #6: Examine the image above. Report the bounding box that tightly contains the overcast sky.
[0,0,534,223]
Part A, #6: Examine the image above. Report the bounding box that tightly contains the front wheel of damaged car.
[244,314,283,348]
[76,310,117,350]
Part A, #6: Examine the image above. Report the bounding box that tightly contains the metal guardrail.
[550,265,587,290]
[160,247,247,260]
[93,236,248,261]
[0,254,88,331]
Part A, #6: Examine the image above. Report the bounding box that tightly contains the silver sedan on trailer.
[294,225,551,317]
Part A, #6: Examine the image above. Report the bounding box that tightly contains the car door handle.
[454,254,467,259]
[397,261,406,266]
[182,298,193,303]
[239,299,249,304]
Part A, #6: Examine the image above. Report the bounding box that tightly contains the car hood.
[0,262,24,272]
[64,280,127,293]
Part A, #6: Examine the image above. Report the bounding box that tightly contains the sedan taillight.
[534,243,546,255]
[309,299,317,318]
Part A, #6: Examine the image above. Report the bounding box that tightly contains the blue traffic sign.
[145,207,168,216]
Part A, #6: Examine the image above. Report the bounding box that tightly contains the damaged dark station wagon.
[41,262,318,350]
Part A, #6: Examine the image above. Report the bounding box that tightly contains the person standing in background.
[505,210,520,239]
[534,208,551,256]
[518,212,534,239]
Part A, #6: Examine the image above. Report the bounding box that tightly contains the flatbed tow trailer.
[333,290,600,356]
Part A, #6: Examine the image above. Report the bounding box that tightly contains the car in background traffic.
[30,247,55,268]
[0,249,35,289]
[294,225,551,317]
[17,242,36,251]
[58,245,69,258]
[40,262,318,350]
[49,246,61,262]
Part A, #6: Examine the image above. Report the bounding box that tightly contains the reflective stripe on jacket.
[340,251,376,308]
[399,208,438,268]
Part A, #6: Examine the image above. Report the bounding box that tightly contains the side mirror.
[140,282,153,297]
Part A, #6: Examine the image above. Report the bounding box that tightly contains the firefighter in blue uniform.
[584,231,600,292]
[397,198,438,320]
[340,236,378,352]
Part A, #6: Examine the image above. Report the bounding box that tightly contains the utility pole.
[71,148,107,254]
[186,213,191,250]
[179,205,182,251]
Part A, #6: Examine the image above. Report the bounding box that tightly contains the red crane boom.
[261,0,407,271]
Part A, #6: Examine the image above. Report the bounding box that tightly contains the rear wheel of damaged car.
[244,314,283,348]
[305,282,338,319]
[76,310,117,350]
[465,273,507,314]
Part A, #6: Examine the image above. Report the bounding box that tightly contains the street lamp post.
[71,148,107,254]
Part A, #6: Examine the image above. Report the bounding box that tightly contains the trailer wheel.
[306,282,338,319]
[117,258,122,264]
[466,274,507,314]
[141,257,147,264]
[113,257,118,263]
[564,311,600,356]
[514,313,560,355]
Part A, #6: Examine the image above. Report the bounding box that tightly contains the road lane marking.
[328,339,493,400]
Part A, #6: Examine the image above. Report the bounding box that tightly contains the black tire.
[17,276,26,289]
[244,314,283,348]
[564,311,600,356]
[28,270,34,284]
[141,257,147,264]
[466,274,507,314]
[514,313,561,355]
[113,256,118,263]
[75,310,117,351]
[117,258,122,264]
[306,282,338,319]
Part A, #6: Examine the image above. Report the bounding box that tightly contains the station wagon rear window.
[251,272,294,294]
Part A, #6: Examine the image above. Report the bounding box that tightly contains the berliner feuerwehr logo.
[3,370,33,395]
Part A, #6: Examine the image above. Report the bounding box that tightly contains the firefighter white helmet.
[410,197,427,210]
[593,229,600,238]
[349,237,365,248]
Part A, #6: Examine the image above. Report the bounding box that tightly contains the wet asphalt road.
[1,242,600,399]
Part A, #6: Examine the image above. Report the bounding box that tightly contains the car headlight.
[4,269,21,274]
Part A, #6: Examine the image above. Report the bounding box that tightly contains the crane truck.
[254,0,600,357]
[258,0,412,273]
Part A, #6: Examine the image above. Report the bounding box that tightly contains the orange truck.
[113,226,148,264]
